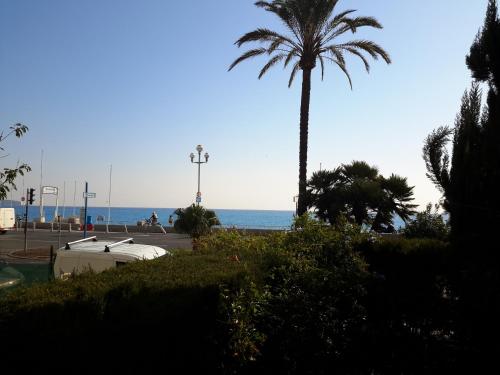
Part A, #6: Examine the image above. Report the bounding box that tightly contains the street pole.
[57,215,62,250]
[83,182,88,238]
[190,145,209,206]
[197,151,201,204]
[24,188,29,254]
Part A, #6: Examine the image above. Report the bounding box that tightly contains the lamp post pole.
[190,145,209,206]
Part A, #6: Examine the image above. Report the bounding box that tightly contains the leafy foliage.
[0,252,252,372]
[173,204,220,239]
[0,221,469,373]
[306,161,417,232]
[354,236,455,373]
[423,83,488,240]
[229,0,390,216]
[229,0,391,85]
[424,2,500,369]
[0,123,30,200]
[199,217,370,373]
[403,203,449,241]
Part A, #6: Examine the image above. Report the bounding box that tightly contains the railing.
[15,221,175,234]
[15,220,293,234]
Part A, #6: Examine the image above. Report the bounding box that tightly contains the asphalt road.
[0,229,193,257]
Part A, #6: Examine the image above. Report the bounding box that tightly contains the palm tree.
[306,161,416,232]
[173,204,220,240]
[229,0,391,216]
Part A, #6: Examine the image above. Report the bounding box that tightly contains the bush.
[0,252,252,372]
[354,236,455,372]
[198,217,370,374]
[174,204,220,239]
[403,203,449,240]
[0,220,459,373]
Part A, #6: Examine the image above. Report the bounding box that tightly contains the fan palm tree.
[229,0,391,216]
[306,161,416,232]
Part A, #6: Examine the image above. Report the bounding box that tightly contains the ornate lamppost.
[190,145,209,205]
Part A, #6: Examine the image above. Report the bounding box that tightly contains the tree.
[423,84,485,241]
[229,0,391,216]
[306,161,416,232]
[0,123,30,200]
[423,3,500,365]
[173,204,220,240]
[466,0,500,237]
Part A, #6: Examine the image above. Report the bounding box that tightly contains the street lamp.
[190,144,209,205]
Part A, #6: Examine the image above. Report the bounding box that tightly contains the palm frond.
[284,49,298,67]
[344,16,383,32]
[324,46,345,66]
[235,28,297,49]
[323,9,357,35]
[324,16,384,44]
[228,48,267,71]
[339,40,391,64]
[342,47,371,72]
[230,1,390,88]
[288,61,300,87]
[318,55,325,80]
[259,54,286,79]
[324,56,352,89]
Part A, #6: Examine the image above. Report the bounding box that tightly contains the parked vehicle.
[0,208,16,234]
[53,236,169,279]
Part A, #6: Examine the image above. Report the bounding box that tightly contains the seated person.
[150,211,158,225]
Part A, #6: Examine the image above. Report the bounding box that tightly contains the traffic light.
[28,188,35,205]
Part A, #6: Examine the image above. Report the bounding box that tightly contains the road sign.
[42,186,58,195]
[83,192,96,198]
[196,196,202,203]
[196,192,201,198]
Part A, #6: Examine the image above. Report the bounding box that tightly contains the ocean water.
[11,205,296,230]
[7,204,408,230]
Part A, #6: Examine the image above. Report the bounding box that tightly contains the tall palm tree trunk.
[297,68,312,216]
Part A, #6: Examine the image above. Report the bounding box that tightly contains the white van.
[53,236,169,279]
[0,208,16,234]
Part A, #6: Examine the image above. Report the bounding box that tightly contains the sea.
[4,203,407,230]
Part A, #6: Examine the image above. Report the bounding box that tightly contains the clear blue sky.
[0,0,488,210]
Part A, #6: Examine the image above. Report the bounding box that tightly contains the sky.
[0,0,490,211]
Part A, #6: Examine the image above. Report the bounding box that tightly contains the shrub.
[403,203,449,240]
[0,220,459,373]
[354,236,455,372]
[0,252,252,372]
[173,204,220,239]
[198,217,370,374]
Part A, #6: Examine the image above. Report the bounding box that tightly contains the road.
[0,230,192,262]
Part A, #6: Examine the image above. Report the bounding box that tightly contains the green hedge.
[0,252,255,372]
[0,227,463,373]
[354,236,456,372]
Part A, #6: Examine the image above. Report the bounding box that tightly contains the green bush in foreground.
[199,216,370,374]
[355,236,454,372]
[0,218,459,373]
[0,252,252,372]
